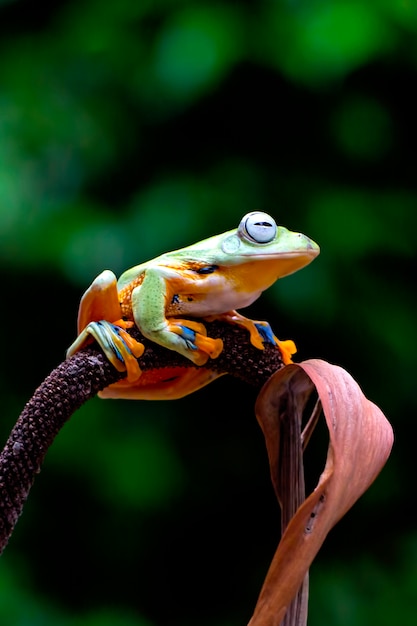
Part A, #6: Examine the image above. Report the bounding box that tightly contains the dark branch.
[0,321,285,554]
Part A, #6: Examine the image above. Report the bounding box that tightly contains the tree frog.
[67,212,319,399]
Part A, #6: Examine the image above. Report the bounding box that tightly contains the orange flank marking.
[118,275,144,318]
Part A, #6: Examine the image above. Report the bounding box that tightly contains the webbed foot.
[204,311,296,364]
[67,319,144,382]
[99,367,225,400]
[165,319,223,366]
[67,269,145,382]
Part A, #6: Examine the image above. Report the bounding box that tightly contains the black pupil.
[196,265,219,274]
[253,221,271,228]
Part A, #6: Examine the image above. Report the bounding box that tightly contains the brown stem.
[0,321,285,554]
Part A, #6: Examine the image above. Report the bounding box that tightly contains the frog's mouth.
[246,253,318,281]
[264,249,319,279]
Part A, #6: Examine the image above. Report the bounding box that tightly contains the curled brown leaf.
[249,359,394,626]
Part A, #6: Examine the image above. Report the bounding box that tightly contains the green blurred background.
[0,0,416,624]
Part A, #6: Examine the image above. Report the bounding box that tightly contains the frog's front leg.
[132,269,223,366]
[204,310,296,365]
[66,270,145,382]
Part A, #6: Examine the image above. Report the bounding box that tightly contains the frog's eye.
[238,212,277,244]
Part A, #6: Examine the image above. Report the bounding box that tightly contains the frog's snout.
[303,234,320,257]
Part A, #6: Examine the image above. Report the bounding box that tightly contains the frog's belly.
[167,288,263,317]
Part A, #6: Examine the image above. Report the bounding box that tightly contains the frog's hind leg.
[67,270,144,382]
[204,310,296,365]
[76,270,123,334]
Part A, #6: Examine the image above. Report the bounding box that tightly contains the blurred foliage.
[0,0,416,624]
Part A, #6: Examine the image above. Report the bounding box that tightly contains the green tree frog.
[67,212,319,399]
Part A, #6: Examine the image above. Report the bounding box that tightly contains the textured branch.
[0,321,285,554]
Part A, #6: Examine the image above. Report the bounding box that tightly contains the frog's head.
[212,211,320,278]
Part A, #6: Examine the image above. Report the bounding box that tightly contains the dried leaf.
[248,359,394,626]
